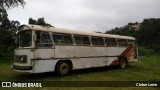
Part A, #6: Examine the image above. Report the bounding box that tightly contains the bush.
[138,47,158,56]
[0,44,14,58]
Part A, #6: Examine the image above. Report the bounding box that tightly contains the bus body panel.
[106,47,126,56]
[34,49,55,60]
[54,46,106,58]
[14,49,33,67]
[32,48,56,73]
[14,45,137,73]
[55,46,107,69]
[32,60,57,73]
[55,46,74,58]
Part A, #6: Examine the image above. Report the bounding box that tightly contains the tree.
[0,0,25,9]
[28,17,54,27]
[0,8,10,28]
[138,18,160,51]
[0,0,25,58]
[0,0,25,29]
[28,18,36,25]
[105,18,160,52]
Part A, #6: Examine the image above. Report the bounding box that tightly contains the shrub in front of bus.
[14,55,27,63]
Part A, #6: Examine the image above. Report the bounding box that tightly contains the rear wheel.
[56,62,70,76]
[119,58,126,69]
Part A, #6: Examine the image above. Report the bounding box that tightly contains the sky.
[8,0,160,32]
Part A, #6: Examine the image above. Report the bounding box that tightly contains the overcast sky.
[8,0,160,32]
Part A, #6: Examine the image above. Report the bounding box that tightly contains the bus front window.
[19,30,32,47]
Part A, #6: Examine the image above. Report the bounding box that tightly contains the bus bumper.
[13,65,32,70]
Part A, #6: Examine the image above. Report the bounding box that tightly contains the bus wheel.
[56,62,70,76]
[119,58,126,69]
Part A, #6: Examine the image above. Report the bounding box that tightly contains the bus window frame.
[117,39,128,47]
[74,35,91,46]
[106,38,117,47]
[19,30,32,48]
[127,40,136,47]
[91,36,105,46]
[35,31,53,48]
[52,33,73,45]
[91,36,99,46]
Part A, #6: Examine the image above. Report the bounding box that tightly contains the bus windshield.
[19,30,32,47]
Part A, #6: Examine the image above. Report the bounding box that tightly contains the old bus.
[13,25,138,75]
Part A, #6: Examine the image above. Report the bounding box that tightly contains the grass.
[0,55,160,90]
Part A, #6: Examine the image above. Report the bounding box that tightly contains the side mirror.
[33,33,37,42]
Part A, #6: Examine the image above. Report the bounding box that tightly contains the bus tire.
[119,58,126,69]
[55,61,70,76]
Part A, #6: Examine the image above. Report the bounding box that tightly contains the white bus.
[13,24,138,75]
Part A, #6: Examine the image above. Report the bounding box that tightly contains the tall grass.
[138,47,160,56]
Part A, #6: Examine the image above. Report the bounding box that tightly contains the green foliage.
[29,17,54,27]
[0,0,25,9]
[28,18,36,25]
[0,29,14,45]
[106,18,160,52]
[0,8,10,28]
[0,10,19,58]
[138,47,158,56]
[0,0,23,58]
[0,28,15,58]
[0,44,14,58]
[138,19,160,49]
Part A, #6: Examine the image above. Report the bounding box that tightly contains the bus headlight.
[14,55,27,63]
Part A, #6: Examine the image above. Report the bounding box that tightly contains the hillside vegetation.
[106,18,160,53]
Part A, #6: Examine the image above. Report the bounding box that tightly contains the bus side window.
[91,37,98,45]
[63,34,73,44]
[41,33,52,43]
[108,38,117,46]
[132,41,136,46]
[91,37,104,46]
[82,36,90,45]
[128,40,135,46]
[74,35,83,45]
[74,35,90,45]
[53,33,73,45]
[36,31,52,47]
[118,39,127,46]
[97,37,104,46]
[53,33,64,44]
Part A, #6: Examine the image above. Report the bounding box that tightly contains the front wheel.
[56,62,70,76]
[119,58,126,69]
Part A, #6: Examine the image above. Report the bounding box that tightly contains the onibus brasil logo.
[2,82,42,87]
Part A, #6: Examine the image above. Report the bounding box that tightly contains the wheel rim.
[60,63,69,75]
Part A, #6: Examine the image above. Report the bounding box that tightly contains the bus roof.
[19,24,135,40]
